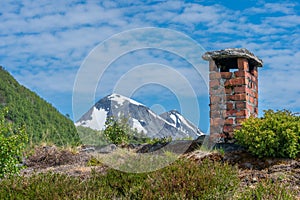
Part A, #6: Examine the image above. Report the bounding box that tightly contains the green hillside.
[0,66,79,146]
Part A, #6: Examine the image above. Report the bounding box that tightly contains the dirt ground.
[21,145,300,197]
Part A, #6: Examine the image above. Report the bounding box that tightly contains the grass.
[90,148,180,173]
[235,180,297,200]
[0,156,297,200]
[0,158,239,200]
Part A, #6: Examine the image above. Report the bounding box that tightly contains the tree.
[0,108,28,178]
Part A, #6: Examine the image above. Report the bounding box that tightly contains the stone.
[96,144,117,154]
[80,146,96,153]
[202,48,263,67]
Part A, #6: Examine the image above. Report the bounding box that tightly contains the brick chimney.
[202,48,263,142]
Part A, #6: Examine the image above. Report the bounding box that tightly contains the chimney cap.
[202,48,263,67]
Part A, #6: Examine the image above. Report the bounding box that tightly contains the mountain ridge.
[0,66,79,145]
[76,93,203,139]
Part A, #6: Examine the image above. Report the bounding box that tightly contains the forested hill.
[0,66,79,146]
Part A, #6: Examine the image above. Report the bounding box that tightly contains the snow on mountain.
[159,110,203,139]
[108,93,144,107]
[75,93,203,139]
[75,107,107,130]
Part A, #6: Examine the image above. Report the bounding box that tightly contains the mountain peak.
[168,109,181,114]
[106,93,144,107]
[76,94,203,139]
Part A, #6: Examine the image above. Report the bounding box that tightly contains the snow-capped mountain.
[159,110,203,139]
[75,93,203,139]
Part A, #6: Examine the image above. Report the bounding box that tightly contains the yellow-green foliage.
[0,108,28,178]
[103,116,131,145]
[234,109,300,158]
[103,116,151,145]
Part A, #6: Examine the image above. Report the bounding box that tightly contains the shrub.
[234,109,300,158]
[103,116,160,145]
[103,117,131,145]
[0,158,240,199]
[237,180,296,200]
[0,108,28,178]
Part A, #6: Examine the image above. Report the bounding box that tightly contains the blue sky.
[1,0,300,133]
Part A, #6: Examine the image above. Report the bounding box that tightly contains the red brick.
[245,71,252,79]
[210,110,221,118]
[210,96,221,104]
[251,75,257,83]
[223,125,234,133]
[234,86,246,94]
[225,88,233,94]
[221,110,227,118]
[211,103,227,110]
[209,60,218,71]
[236,102,246,109]
[226,102,234,110]
[245,87,256,97]
[251,67,258,77]
[210,118,224,126]
[209,72,221,80]
[225,118,234,125]
[247,104,254,113]
[210,104,218,111]
[229,94,246,101]
[209,88,225,95]
[210,80,219,89]
[251,81,257,89]
[248,96,255,104]
[225,78,246,86]
[238,58,249,71]
[220,72,232,79]
[236,110,248,117]
[234,71,246,77]
[227,109,237,116]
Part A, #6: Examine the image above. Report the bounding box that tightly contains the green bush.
[103,116,131,145]
[234,109,300,158]
[103,116,157,145]
[0,108,28,178]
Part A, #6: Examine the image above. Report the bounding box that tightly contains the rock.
[136,143,167,153]
[80,146,96,153]
[96,144,117,154]
[252,177,258,183]
[202,48,263,67]
[242,162,253,169]
[214,143,246,152]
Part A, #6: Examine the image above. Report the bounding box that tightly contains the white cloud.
[245,3,297,15]
[0,0,299,116]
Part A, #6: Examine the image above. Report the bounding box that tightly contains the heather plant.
[0,108,28,178]
[237,179,296,200]
[234,109,300,158]
[0,158,240,199]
